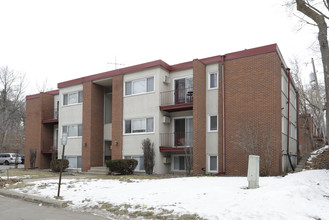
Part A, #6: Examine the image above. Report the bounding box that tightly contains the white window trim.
[124,155,145,171]
[207,155,218,173]
[171,75,193,90]
[208,71,218,90]
[62,90,83,107]
[208,114,218,132]
[171,116,193,147]
[123,117,155,135]
[124,76,155,97]
[171,154,187,172]
[62,124,82,138]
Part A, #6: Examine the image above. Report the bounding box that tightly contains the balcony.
[159,132,193,152]
[160,88,193,112]
[42,108,59,124]
[41,144,57,154]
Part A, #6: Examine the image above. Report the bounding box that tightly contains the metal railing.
[160,88,193,106]
[160,132,193,147]
[54,108,59,119]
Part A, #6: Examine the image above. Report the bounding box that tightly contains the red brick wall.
[25,93,54,169]
[193,59,207,175]
[111,75,123,159]
[40,93,55,168]
[82,82,104,171]
[218,52,282,176]
[25,97,42,169]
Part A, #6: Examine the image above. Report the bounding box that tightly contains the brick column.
[193,59,207,175]
[111,75,123,159]
[25,97,42,169]
[82,82,104,171]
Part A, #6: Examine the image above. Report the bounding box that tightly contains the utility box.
[247,155,260,189]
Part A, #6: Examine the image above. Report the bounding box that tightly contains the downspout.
[286,68,294,171]
[287,68,290,156]
[221,56,226,174]
[296,92,300,162]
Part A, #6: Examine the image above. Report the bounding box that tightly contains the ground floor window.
[124,155,144,171]
[172,155,186,171]
[65,156,82,168]
[208,155,218,172]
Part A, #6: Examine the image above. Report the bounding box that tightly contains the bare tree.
[235,121,274,176]
[29,148,37,169]
[36,78,53,93]
[287,0,329,143]
[0,66,26,153]
[290,59,325,148]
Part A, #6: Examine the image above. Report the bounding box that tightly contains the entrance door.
[174,118,193,146]
[175,79,186,104]
[174,119,185,146]
[104,141,112,165]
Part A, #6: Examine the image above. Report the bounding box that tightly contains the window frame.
[124,117,154,134]
[171,155,186,172]
[208,71,218,89]
[207,155,218,172]
[62,124,82,138]
[124,76,155,96]
[208,115,218,132]
[124,155,145,171]
[63,91,83,106]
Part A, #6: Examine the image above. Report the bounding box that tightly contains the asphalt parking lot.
[0,164,24,170]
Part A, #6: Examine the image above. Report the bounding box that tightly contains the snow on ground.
[309,145,329,162]
[10,170,329,220]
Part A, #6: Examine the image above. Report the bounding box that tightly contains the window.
[124,156,144,171]
[124,117,154,134]
[208,115,218,131]
[208,72,218,89]
[65,156,82,168]
[208,155,218,172]
[63,91,83,106]
[62,124,82,137]
[282,116,287,134]
[125,76,154,96]
[172,155,185,171]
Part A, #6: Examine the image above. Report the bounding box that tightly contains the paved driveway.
[0,195,109,220]
[0,164,24,170]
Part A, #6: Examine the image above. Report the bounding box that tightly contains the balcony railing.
[160,132,193,147]
[160,88,193,106]
[54,108,59,119]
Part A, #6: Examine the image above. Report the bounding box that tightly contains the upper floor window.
[124,117,154,134]
[125,76,154,96]
[62,124,82,137]
[208,115,218,132]
[63,91,83,106]
[208,72,218,89]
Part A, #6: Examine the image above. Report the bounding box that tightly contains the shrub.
[106,159,138,175]
[142,138,155,175]
[50,159,69,172]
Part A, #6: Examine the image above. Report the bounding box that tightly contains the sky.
[0,0,321,95]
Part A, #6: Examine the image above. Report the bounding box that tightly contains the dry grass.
[0,168,58,179]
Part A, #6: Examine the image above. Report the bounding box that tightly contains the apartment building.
[25,44,298,176]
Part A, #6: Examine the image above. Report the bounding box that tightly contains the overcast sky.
[0,0,321,95]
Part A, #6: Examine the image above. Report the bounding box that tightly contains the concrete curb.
[0,189,66,208]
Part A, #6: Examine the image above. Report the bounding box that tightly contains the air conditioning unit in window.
[162,116,171,124]
[163,75,170,84]
[163,157,171,164]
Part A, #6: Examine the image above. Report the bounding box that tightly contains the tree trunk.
[296,0,329,143]
[318,22,329,143]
